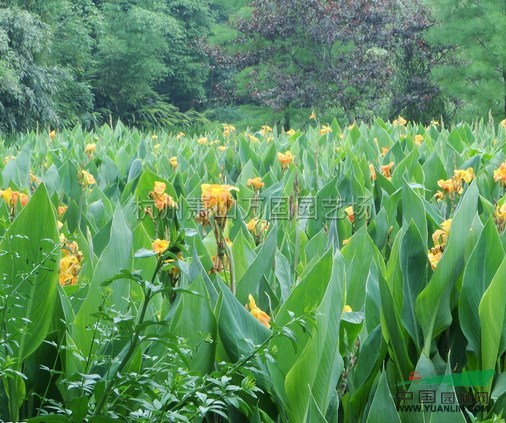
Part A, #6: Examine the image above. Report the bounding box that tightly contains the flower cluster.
[152,239,169,254]
[59,234,83,286]
[259,125,272,136]
[0,187,29,209]
[345,206,354,224]
[201,184,238,217]
[381,162,395,180]
[223,124,236,137]
[85,143,96,158]
[149,181,178,212]
[320,125,332,135]
[246,218,269,236]
[494,203,506,232]
[435,168,474,200]
[428,219,451,270]
[369,163,377,181]
[278,151,294,169]
[392,116,407,126]
[246,294,271,328]
[286,129,296,136]
[494,161,506,186]
[246,177,264,191]
[81,170,96,186]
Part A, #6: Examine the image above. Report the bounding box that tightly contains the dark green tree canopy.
[427,0,506,120]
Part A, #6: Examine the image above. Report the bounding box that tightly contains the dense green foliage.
[1,120,506,421]
[0,0,505,130]
[426,0,506,120]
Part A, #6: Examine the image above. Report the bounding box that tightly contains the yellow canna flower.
[414,134,424,145]
[500,119,506,129]
[153,181,166,196]
[453,167,474,184]
[247,218,258,234]
[437,178,462,195]
[381,162,395,180]
[309,111,317,120]
[30,172,41,185]
[201,184,239,216]
[493,162,506,185]
[1,187,30,208]
[246,294,271,328]
[343,305,352,313]
[149,182,177,212]
[169,156,178,169]
[441,219,452,234]
[59,255,80,286]
[278,151,294,169]
[428,219,451,270]
[434,190,445,201]
[259,125,272,136]
[428,249,442,271]
[151,133,158,141]
[345,206,354,224]
[246,133,260,143]
[286,129,296,136]
[81,170,96,186]
[218,146,228,152]
[380,147,389,157]
[246,177,265,190]
[393,116,407,126]
[59,236,83,286]
[223,124,236,137]
[49,130,56,139]
[495,203,506,223]
[320,125,332,135]
[85,143,96,155]
[246,218,269,236]
[198,137,208,145]
[0,187,12,204]
[369,163,377,181]
[58,205,68,217]
[152,239,169,254]
[176,132,185,140]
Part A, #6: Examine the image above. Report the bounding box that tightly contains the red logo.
[409,371,422,383]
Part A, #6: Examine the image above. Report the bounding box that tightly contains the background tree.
[234,0,398,123]
[93,0,175,121]
[387,0,450,124]
[158,0,212,110]
[426,0,506,120]
[0,7,66,132]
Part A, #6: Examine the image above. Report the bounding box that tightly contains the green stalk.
[93,259,163,416]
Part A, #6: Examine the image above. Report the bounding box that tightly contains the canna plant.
[0,118,505,421]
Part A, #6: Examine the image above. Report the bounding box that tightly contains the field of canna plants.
[1,117,506,422]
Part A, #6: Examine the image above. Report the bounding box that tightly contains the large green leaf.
[0,184,59,364]
[236,225,278,305]
[284,251,345,422]
[400,221,427,351]
[169,276,217,374]
[459,218,504,356]
[365,371,401,423]
[72,207,133,362]
[416,183,479,353]
[479,258,506,388]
